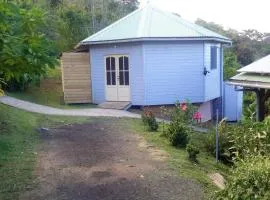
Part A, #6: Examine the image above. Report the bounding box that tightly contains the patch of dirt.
[20,119,202,200]
[138,137,169,162]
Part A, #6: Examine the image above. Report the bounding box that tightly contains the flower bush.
[141,109,159,132]
[193,112,202,123]
[170,101,197,124]
[164,100,198,147]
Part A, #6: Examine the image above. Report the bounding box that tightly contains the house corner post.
[256,89,265,122]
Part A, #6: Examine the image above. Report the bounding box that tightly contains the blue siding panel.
[204,43,221,101]
[89,40,225,107]
[143,41,205,105]
[90,43,144,104]
[224,83,243,121]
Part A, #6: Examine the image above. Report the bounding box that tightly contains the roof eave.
[77,37,232,47]
[227,80,270,89]
[237,70,270,74]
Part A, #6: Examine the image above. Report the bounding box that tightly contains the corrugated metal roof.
[228,72,270,89]
[79,5,231,45]
[238,55,270,74]
[231,73,270,83]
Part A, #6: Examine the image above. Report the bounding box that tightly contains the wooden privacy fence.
[61,52,92,104]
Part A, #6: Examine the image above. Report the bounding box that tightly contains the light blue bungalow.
[76,5,241,121]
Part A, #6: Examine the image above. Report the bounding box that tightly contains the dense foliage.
[201,118,270,199]
[205,119,270,164]
[37,0,139,51]
[215,156,270,200]
[0,0,138,91]
[0,2,59,90]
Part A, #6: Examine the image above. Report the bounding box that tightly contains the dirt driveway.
[21,119,202,200]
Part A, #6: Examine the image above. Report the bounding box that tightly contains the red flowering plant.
[180,103,187,111]
[141,108,159,132]
[193,111,202,123]
[170,100,197,124]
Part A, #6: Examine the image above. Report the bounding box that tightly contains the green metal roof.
[79,5,231,46]
[231,73,270,83]
[238,55,270,74]
[228,73,270,89]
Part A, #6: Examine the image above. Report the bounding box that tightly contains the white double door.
[105,55,130,102]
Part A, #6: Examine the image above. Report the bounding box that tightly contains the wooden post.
[256,89,266,122]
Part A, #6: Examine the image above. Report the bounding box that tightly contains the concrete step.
[98,101,132,110]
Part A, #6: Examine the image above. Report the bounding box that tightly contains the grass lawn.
[121,119,229,199]
[7,67,96,109]
[0,103,90,200]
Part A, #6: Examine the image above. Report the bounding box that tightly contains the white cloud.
[139,0,270,33]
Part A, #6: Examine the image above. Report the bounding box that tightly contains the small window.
[118,56,129,86]
[211,46,217,70]
[106,57,116,86]
[124,57,129,70]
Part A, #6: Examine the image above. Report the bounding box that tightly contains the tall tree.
[0,2,58,90]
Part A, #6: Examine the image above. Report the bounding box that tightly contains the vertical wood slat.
[61,52,92,104]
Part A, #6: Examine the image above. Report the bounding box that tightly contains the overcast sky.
[139,0,270,33]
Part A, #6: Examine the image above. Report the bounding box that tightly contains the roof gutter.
[75,36,232,49]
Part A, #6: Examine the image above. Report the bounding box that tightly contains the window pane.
[119,57,124,70]
[124,57,129,70]
[211,47,217,70]
[125,71,129,85]
[111,72,116,85]
[106,72,111,85]
[111,57,115,71]
[119,71,124,85]
[106,57,110,71]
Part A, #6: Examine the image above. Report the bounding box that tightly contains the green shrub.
[204,122,233,164]
[186,143,200,162]
[204,120,270,164]
[215,156,270,200]
[167,121,189,147]
[141,110,159,132]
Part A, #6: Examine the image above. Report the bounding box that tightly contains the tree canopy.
[0,0,138,90]
[0,2,58,89]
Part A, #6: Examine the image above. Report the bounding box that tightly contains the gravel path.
[20,119,203,200]
[0,96,140,118]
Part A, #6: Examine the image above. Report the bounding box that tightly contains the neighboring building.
[67,5,242,121]
[228,55,270,121]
